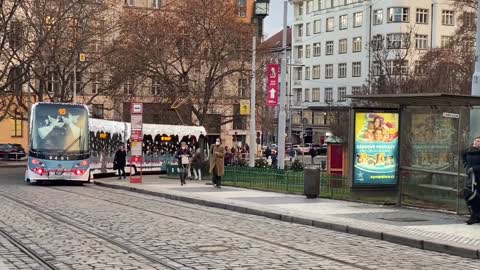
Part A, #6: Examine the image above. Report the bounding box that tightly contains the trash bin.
[304,167,320,199]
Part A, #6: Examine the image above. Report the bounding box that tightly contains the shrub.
[255,158,270,168]
[290,159,305,171]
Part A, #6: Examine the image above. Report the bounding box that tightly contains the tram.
[25,103,90,184]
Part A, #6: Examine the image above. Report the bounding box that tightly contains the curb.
[94,181,480,260]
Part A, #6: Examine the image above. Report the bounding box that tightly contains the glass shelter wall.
[399,107,469,213]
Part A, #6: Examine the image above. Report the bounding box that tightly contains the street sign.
[442,112,460,119]
[240,100,250,115]
[79,53,86,62]
[266,64,279,107]
[130,102,143,184]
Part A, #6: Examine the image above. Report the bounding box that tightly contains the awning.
[346,93,480,107]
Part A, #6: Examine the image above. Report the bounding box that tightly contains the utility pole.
[73,53,77,104]
[471,0,480,139]
[249,36,256,167]
[277,0,288,169]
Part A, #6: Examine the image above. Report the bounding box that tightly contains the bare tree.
[114,0,254,126]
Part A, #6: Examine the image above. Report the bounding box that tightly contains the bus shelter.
[347,93,480,214]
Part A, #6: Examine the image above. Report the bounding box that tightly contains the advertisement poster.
[354,112,399,185]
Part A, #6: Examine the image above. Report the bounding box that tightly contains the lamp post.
[277,0,289,169]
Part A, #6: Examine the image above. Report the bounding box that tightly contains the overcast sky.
[263,1,294,38]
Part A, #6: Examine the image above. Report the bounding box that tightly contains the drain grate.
[378,217,429,222]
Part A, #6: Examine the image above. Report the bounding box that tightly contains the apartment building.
[290,0,458,143]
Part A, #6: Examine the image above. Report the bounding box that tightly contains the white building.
[290,0,459,143]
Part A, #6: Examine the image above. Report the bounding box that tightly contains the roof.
[261,27,292,51]
[346,93,480,107]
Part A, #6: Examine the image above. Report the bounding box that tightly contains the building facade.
[290,0,458,143]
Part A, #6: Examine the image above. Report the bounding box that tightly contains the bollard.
[304,167,320,199]
[321,160,326,171]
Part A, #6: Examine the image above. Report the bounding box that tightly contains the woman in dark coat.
[114,145,127,179]
[463,136,480,224]
[175,142,192,186]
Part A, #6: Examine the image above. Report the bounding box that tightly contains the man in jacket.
[209,138,225,188]
[114,145,127,179]
[463,136,480,224]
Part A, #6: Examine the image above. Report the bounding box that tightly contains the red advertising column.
[266,64,279,107]
[130,103,143,183]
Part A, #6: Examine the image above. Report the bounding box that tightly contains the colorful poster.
[354,112,399,185]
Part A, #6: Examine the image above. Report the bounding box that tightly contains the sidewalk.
[0,160,26,168]
[95,175,480,259]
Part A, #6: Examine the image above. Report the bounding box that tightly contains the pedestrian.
[113,145,127,179]
[264,146,272,159]
[175,142,192,186]
[462,136,480,224]
[191,148,204,181]
[209,138,225,188]
[309,147,317,164]
[289,147,297,162]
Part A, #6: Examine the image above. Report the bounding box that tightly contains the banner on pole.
[266,64,279,107]
[240,100,250,115]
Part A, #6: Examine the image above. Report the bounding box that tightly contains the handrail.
[400,166,467,177]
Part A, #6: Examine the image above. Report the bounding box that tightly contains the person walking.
[113,145,127,179]
[209,138,225,188]
[191,148,204,181]
[463,136,480,224]
[175,142,192,186]
[264,146,272,159]
[289,147,297,162]
[309,147,317,164]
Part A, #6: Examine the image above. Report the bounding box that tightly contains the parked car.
[312,144,327,155]
[0,143,26,160]
[294,144,310,154]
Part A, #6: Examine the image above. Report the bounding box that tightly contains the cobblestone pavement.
[0,184,479,270]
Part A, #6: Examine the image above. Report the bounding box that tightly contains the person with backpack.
[175,142,192,186]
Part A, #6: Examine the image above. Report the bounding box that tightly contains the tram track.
[46,185,373,270]
[0,227,58,270]
[0,190,184,270]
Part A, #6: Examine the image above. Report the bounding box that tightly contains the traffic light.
[256,132,261,145]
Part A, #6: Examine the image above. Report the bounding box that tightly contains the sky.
[263,0,294,38]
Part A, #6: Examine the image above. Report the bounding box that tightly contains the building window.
[304,88,311,102]
[352,62,361,77]
[294,67,303,80]
[353,12,363,27]
[11,114,23,137]
[441,35,451,48]
[338,63,347,78]
[352,37,362,52]
[151,78,161,95]
[372,34,384,51]
[297,2,304,16]
[416,8,428,24]
[305,67,311,80]
[296,45,303,58]
[126,0,135,6]
[325,88,333,103]
[238,78,248,97]
[326,41,334,55]
[387,7,409,23]
[47,69,60,94]
[92,73,102,94]
[339,39,347,54]
[463,12,475,27]
[340,15,348,30]
[124,79,134,94]
[314,20,321,33]
[306,0,313,14]
[415,34,428,49]
[317,0,322,10]
[372,61,382,76]
[386,33,409,49]
[237,0,247,17]
[373,9,383,25]
[312,88,320,102]
[92,104,104,119]
[325,64,333,78]
[326,17,334,32]
[338,87,347,102]
[386,60,408,75]
[415,61,426,75]
[442,10,454,25]
[8,21,23,49]
[306,22,311,36]
[295,24,304,38]
[305,45,311,58]
[153,0,161,8]
[7,66,23,94]
[352,86,362,95]
[313,42,321,56]
[312,65,321,79]
[294,89,302,105]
